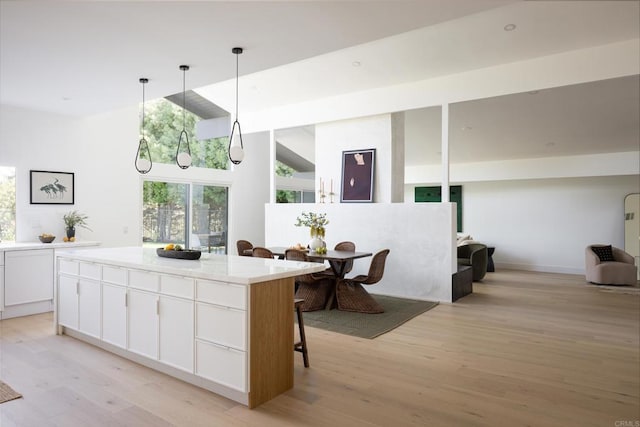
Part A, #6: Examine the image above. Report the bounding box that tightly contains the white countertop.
[56,246,327,285]
[0,241,101,251]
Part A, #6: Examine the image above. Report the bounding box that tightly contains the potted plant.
[63,210,91,239]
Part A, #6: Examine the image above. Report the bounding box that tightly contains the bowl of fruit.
[39,233,56,243]
[156,244,201,260]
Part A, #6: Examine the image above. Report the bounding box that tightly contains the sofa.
[585,245,637,286]
[457,243,488,282]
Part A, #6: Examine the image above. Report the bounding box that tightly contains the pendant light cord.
[235,52,239,120]
[182,67,186,128]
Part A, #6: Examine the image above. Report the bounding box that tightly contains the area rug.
[301,295,438,339]
[0,380,22,404]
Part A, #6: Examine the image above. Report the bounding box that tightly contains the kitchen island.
[55,246,326,408]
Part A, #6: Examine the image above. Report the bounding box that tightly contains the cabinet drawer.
[59,259,79,275]
[196,303,246,350]
[79,262,101,280]
[129,270,159,292]
[196,340,246,392]
[196,280,246,310]
[160,275,194,299]
[103,266,127,285]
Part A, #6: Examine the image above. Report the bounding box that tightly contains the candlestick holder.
[318,189,326,203]
[329,192,335,203]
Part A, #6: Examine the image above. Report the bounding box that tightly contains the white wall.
[228,131,271,250]
[0,104,141,246]
[316,114,397,203]
[265,203,457,302]
[406,175,639,274]
[0,104,270,250]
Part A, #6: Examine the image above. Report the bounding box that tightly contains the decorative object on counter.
[341,148,375,203]
[135,77,152,174]
[228,47,245,165]
[318,178,326,203]
[38,233,55,243]
[29,170,74,205]
[175,65,192,169]
[295,212,329,250]
[156,247,202,260]
[63,210,91,239]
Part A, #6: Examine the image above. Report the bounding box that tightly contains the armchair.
[457,243,488,282]
[585,245,637,286]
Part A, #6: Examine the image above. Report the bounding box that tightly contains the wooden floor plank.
[0,270,638,426]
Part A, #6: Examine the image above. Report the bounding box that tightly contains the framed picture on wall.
[30,170,75,204]
[340,148,375,203]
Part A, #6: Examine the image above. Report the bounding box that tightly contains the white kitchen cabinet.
[196,302,246,351]
[57,275,101,339]
[102,283,127,348]
[127,289,159,359]
[4,249,53,306]
[78,278,101,338]
[196,340,246,391]
[58,275,79,329]
[159,295,194,372]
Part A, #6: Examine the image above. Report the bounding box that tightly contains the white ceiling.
[1,1,639,165]
[0,0,514,116]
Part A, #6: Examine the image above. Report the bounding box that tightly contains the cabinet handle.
[156,299,160,315]
[124,292,128,307]
[76,281,79,295]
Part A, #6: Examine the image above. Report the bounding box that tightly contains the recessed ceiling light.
[504,24,516,32]
[352,61,361,67]
[545,142,556,147]
[461,126,472,131]
[62,97,71,101]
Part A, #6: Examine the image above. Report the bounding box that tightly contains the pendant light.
[176,65,192,169]
[135,77,152,174]
[228,47,245,165]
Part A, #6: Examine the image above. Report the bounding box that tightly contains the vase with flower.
[295,212,328,251]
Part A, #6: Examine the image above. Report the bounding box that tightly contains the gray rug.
[301,295,438,339]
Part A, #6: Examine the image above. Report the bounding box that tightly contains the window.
[142,180,228,254]
[142,99,229,170]
[275,160,315,203]
[0,167,16,241]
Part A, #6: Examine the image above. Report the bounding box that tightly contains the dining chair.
[237,240,253,256]
[285,249,332,311]
[316,241,356,278]
[294,298,310,367]
[252,246,274,259]
[336,249,390,313]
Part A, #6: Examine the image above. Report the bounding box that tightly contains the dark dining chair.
[284,249,319,367]
[336,249,390,314]
[252,247,274,259]
[286,249,332,312]
[237,240,253,256]
[316,241,356,278]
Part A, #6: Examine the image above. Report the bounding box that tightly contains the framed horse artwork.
[30,170,74,205]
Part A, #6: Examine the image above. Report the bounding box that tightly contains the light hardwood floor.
[1,270,638,426]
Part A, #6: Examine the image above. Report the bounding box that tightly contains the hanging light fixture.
[228,47,245,165]
[176,65,192,169]
[135,77,152,174]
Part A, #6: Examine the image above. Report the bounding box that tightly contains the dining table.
[246,246,373,309]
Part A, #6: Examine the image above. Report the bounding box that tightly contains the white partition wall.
[265,203,457,302]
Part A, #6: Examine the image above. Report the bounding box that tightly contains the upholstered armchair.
[457,243,488,282]
[585,245,637,286]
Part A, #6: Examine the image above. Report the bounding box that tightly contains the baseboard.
[495,262,583,275]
